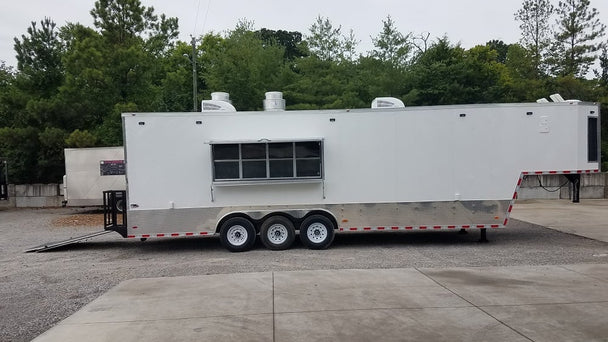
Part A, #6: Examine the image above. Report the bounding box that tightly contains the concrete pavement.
[33,199,608,342]
[32,264,608,342]
[512,199,608,243]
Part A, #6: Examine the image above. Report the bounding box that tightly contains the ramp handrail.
[103,190,127,237]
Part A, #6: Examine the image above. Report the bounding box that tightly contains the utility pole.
[191,35,198,112]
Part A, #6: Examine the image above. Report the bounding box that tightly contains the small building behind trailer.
[63,147,126,207]
[102,93,600,252]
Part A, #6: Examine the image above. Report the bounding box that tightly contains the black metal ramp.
[25,230,114,253]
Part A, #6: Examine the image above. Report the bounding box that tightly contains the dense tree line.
[0,0,607,183]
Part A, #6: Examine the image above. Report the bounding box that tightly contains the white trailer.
[105,96,600,252]
[63,147,126,206]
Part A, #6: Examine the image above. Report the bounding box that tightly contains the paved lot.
[31,264,608,342]
[1,201,607,342]
[512,199,608,243]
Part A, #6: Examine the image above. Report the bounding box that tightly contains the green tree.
[204,21,286,110]
[371,15,412,68]
[514,0,554,76]
[284,56,367,110]
[0,127,40,183]
[306,16,358,62]
[37,127,67,182]
[60,0,179,138]
[96,102,138,146]
[0,62,18,127]
[548,0,606,77]
[158,40,198,111]
[486,40,510,64]
[257,28,307,60]
[404,39,508,105]
[596,46,608,86]
[13,17,64,98]
[65,129,98,148]
[503,43,549,101]
[12,18,65,129]
[307,16,342,61]
[58,25,116,130]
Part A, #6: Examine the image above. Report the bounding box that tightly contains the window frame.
[210,139,324,184]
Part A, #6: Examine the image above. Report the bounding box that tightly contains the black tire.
[219,217,256,252]
[260,216,296,250]
[299,214,335,250]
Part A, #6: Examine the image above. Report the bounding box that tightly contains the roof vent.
[549,94,565,102]
[201,92,236,112]
[211,92,232,103]
[264,91,285,111]
[201,100,236,112]
[371,97,405,109]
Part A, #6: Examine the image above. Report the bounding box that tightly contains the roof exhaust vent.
[264,91,285,111]
[371,97,405,109]
[211,92,232,103]
[549,94,565,102]
[201,92,236,112]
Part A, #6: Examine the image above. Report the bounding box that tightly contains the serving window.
[212,140,323,182]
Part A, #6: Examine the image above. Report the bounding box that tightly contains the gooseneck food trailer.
[92,92,601,252]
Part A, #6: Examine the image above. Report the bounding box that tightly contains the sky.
[1,0,608,68]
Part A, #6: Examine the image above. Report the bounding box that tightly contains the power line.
[200,0,212,36]
[193,0,202,35]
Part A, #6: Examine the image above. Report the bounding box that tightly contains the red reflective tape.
[517,178,522,186]
[594,169,599,173]
[200,232,208,235]
[142,234,150,238]
[577,170,583,173]
[185,232,194,236]
[392,226,400,230]
[461,225,470,228]
[549,171,557,174]
[171,233,179,237]
[447,225,456,229]
[405,226,413,230]
[563,170,571,174]
[491,224,499,228]
[419,226,427,230]
[476,225,485,228]
[127,235,136,238]
[339,228,344,231]
[585,170,591,173]
[508,205,513,212]
[157,234,165,237]
[523,172,529,175]
[132,226,138,229]
[504,219,509,226]
[363,227,371,231]
[513,192,518,199]
[349,227,358,231]
[433,226,442,229]
[535,171,543,175]
[377,227,386,230]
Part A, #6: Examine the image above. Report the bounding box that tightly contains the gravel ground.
[1,207,607,342]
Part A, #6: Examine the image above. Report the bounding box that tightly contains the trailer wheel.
[260,216,296,250]
[219,217,256,252]
[299,214,335,250]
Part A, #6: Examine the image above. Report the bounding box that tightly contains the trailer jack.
[478,228,488,243]
[564,174,581,203]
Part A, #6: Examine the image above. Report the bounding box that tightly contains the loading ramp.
[25,230,115,253]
